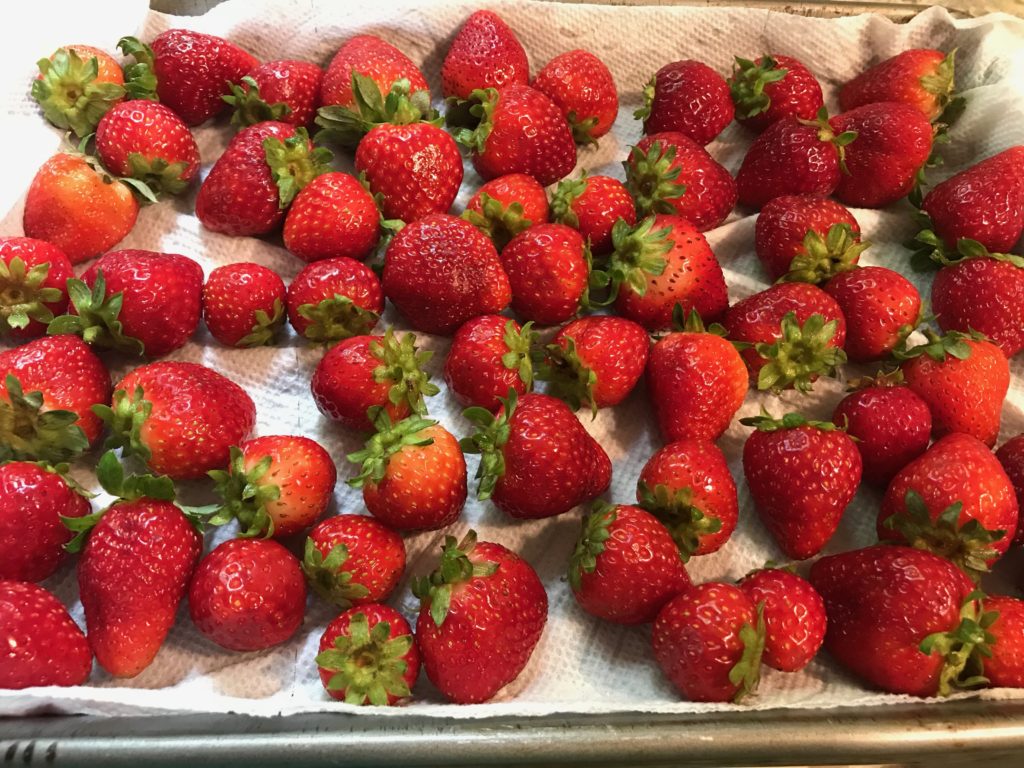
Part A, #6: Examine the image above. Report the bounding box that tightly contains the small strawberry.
[283,172,381,263]
[224,60,323,128]
[462,173,550,251]
[500,223,589,326]
[739,567,826,672]
[532,49,618,143]
[550,173,635,256]
[413,531,547,704]
[635,60,734,145]
[932,256,1024,358]
[303,514,406,607]
[0,237,73,338]
[981,596,1024,688]
[320,34,429,114]
[729,54,824,133]
[441,10,529,101]
[202,262,286,348]
[444,315,536,412]
[823,266,921,362]
[32,45,125,137]
[840,49,959,121]
[996,435,1024,545]
[285,257,383,344]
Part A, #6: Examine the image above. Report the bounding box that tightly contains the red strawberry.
[285,256,383,344]
[636,60,733,145]
[202,262,286,348]
[303,514,406,607]
[444,315,536,412]
[625,132,737,230]
[981,596,1024,688]
[550,173,635,256]
[569,502,691,624]
[532,49,618,143]
[823,266,921,362]
[462,173,550,251]
[741,411,862,560]
[320,34,429,112]
[32,45,125,137]
[932,256,1024,358]
[224,59,323,128]
[461,391,611,520]
[729,54,824,133]
[652,582,765,702]
[283,172,380,263]
[382,214,511,335]
[316,604,420,705]
[840,49,958,121]
[0,581,92,689]
[310,329,438,432]
[210,435,337,538]
[739,567,826,672]
[0,237,73,338]
[441,11,529,101]
[500,223,589,326]
[348,411,467,531]
[188,538,307,652]
[413,531,547,704]
[996,435,1024,545]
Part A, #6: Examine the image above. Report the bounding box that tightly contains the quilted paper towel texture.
[3,0,1024,717]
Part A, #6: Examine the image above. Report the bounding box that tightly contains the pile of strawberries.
[3,9,1024,708]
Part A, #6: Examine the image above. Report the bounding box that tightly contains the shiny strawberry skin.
[501,223,588,326]
[933,258,1024,358]
[640,60,733,145]
[731,54,824,133]
[283,172,380,263]
[840,49,951,120]
[824,266,920,362]
[466,174,549,231]
[0,237,73,338]
[306,515,406,605]
[739,568,826,672]
[285,257,383,340]
[755,195,861,281]
[95,100,200,183]
[243,59,322,126]
[532,49,618,141]
[996,435,1024,545]
[202,262,286,348]
[321,34,429,110]
[444,315,532,411]
[552,174,635,255]
[982,596,1024,688]
[548,316,649,408]
[441,10,529,100]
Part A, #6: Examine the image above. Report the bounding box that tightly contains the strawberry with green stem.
[441,10,529,102]
[823,266,921,363]
[840,49,961,122]
[283,172,382,264]
[532,49,618,143]
[729,54,824,133]
[980,596,1024,688]
[550,173,635,256]
[320,34,429,122]
[224,60,323,128]
[32,45,125,137]
[317,72,436,148]
[286,257,384,345]
[739,567,826,672]
[203,262,287,349]
[444,315,536,412]
[462,174,550,251]
[0,237,73,339]
[501,223,590,327]
[636,59,734,145]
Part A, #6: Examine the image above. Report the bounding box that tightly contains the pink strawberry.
[729,54,824,133]
[532,49,618,142]
[636,60,734,145]
[224,59,323,128]
[441,11,529,101]
[286,256,383,344]
[462,173,550,250]
[0,237,73,338]
[303,514,406,607]
[840,49,958,121]
[500,223,589,326]
[283,172,380,263]
[823,266,921,362]
[202,262,286,348]
[739,567,826,672]
[550,173,636,255]
[444,315,536,412]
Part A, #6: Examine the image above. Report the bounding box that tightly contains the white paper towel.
[3,0,1024,719]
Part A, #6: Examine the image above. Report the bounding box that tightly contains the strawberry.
[382,214,511,335]
[932,256,1024,358]
[996,435,1024,545]
[303,514,406,607]
[32,45,124,137]
[652,582,765,703]
[569,501,691,624]
[741,411,862,560]
[532,49,618,143]
[95,100,200,196]
[196,122,332,237]
[283,172,380,263]
[0,237,73,338]
[635,60,734,145]
[209,435,337,538]
[320,34,429,113]
[202,262,286,348]
[461,391,611,520]
[981,596,1024,688]
[808,545,986,697]
[347,411,467,531]
[413,531,547,704]
[441,10,529,101]
[0,335,110,462]
[462,173,550,251]
[285,257,383,344]
[500,223,589,326]
[0,581,92,689]
[550,173,635,256]
[723,282,847,392]
[739,567,826,672]
[840,49,959,121]
[23,152,138,265]
[0,462,89,582]
[50,249,204,358]
[316,604,420,705]
[624,132,737,230]
[539,315,649,411]
[224,59,323,128]
[754,195,865,283]
[637,439,739,559]
[729,54,824,133]
[898,329,1009,447]
[878,433,1018,575]
[456,85,577,187]
[97,361,256,480]
[823,266,921,362]
[188,538,307,652]
[444,315,536,411]
[829,102,933,208]
[310,329,438,432]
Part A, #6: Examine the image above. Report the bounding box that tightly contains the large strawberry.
[840,49,959,121]
[739,567,826,672]
[462,173,550,251]
[981,596,1024,688]
[224,59,323,128]
[444,315,535,412]
[550,173,635,256]
[441,10,529,101]
[285,256,383,344]
[283,172,380,263]
[321,35,429,114]
[500,223,589,326]
[823,266,921,362]
[0,237,73,338]
[932,256,1024,358]
[32,45,125,137]
[729,54,824,133]
[532,49,618,143]
[636,60,733,145]
[202,262,286,348]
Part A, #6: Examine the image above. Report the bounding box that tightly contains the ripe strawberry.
[729,54,824,133]
[823,266,921,362]
[981,596,1024,688]
[550,173,635,255]
[209,435,337,538]
[23,153,138,265]
[840,49,958,121]
[932,256,1024,358]
[624,132,737,230]
[569,502,691,624]
[303,514,406,607]
[95,100,200,196]
[347,411,467,531]
[316,604,420,705]
[188,538,307,652]
[500,223,588,326]
[996,435,1024,545]
[462,173,550,251]
[532,49,618,143]
[636,60,733,145]
[382,214,511,335]
[224,59,323,128]
[441,10,529,101]
[741,411,862,560]
[652,582,765,702]
[196,122,332,237]
[898,330,1009,447]
[413,531,547,704]
[539,315,649,411]
[310,329,438,432]
[202,262,286,348]
[723,282,847,392]
[754,195,865,283]
[33,45,125,137]
[283,172,380,263]
[285,257,383,344]
[97,361,256,480]
[0,237,73,338]
[320,34,429,113]
[739,567,826,672]
[0,581,92,689]
[444,315,536,412]
[462,391,611,520]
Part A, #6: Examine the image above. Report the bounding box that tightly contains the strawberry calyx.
[624,141,688,218]
[92,385,154,465]
[894,327,982,363]
[740,408,843,434]
[590,216,672,307]
[123,152,192,197]
[845,367,906,391]
[633,75,657,123]
[460,388,518,500]
[568,500,616,591]
[301,538,372,608]
[637,482,721,562]
[314,611,415,706]
[46,271,146,356]
[501,320,537,392]
[0,256,63,334]
[452,88,500,154]
[800,107,857,175]
[461,193,535,251]
[297,294,380,345]
[537,335,598,416]
[908,214,1024,272]
[780,224,868,285]
[32,47,126,138]
[920,589,996,697]
[346,410,436,488]
[207,445,282,538]
[412,530,499,627]
[920,49,961,125]
[223,76,293,128]
[263,127,333,209]
[550,174,587,229]
[729,55,788,120]
[567,110,600,146]
[238,298,286,347]
[369,328,440,417]
[116,37,159,101]
[751,311,847,393]
[669,305,737,343]
[0,373,89,464]
[729,601,767,703]
[315,73,439,148]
